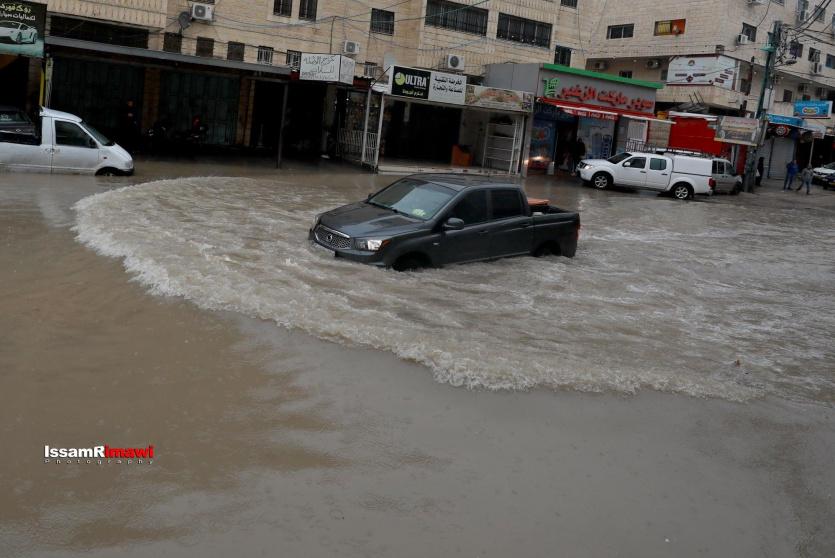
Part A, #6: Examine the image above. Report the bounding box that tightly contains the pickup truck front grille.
[314,224,351,250]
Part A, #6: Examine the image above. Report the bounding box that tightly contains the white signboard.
[667,55,737,90]
[300,53,355,85]
[338,56,356,85]
[429,70,466,105]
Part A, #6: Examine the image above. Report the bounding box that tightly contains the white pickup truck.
[0,108,133,175]
[577,152,739,200]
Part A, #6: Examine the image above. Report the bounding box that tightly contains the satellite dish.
[177,11,191,31]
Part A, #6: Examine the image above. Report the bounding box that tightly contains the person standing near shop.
[797,165,814,194]
[119,100,140,154]
[783,159,799,191]
[756,157,764,187]
[571,137,586,176]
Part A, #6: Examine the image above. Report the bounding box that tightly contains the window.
[607,24,634,39]
[724,162,737,176]
[660,69,668,81]
[371,9,395,34]
[741,23,756,43]
[363,62,378,78]
[623,157,646,168]
[809,47,820,62]
[619,70,633,78]
[163,32,182,53]
[560,0,578,7]
[196,37,214,57]
[814,3,826,21]
[782,89,793,102]
[299,0,317,20]
[227,42,245,61]
[827,54,835,68]
[497,13,552,48]
[650,158,667,171]
[490,190,524,220]
[273,0,292,17]
[554,45,572,66]
[256,46,274,65]
[450,191,488,224]
[790,41,803,58]
[286,50,301,68]
[425,0,488,36]
[654,19,686,36]
[50,16,149,48]
[55,121,95,148]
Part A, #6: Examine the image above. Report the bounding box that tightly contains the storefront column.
[276,83,289,168]
[520,114,533,177]
[373,95,386,169]
[360,88,372,164]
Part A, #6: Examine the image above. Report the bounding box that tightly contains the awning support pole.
[360,88,371,165]
[276,82,289,169]
[373,95,386,170]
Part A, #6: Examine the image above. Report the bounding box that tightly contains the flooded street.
[2,161,834,557]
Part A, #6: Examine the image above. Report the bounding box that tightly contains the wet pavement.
[1,160,834,557]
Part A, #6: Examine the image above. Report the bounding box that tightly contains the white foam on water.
[73,177,835,402]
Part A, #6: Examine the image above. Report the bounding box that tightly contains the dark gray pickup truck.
[309,174,580,270]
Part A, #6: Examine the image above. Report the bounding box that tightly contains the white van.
[0,108,133,175]
[578,151,731,200]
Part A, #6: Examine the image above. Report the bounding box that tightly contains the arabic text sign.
[793,100,832,119]
[667,56,737,90]
[429,71,465,105]
[539,70,656,114]
[715,116,759,146]
[465,85,533,113]
[300,53,355,85]
[391,66,431,99]
[0,1,46,58]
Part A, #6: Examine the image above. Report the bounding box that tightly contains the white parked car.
[0,21,37,44]
[0,108,133,175]
[577,152,740,200]
[812,162,835,184]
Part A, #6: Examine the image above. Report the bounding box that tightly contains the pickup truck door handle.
[478,229,489,235]
[661,173,668,176]
[520,223,531,228]
[640,170,647,173]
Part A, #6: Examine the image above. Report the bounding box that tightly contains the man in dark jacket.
[783,159,799,191]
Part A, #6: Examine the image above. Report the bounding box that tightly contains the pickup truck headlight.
[356,238,389,251]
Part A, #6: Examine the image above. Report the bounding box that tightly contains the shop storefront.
[366,66,533,174]
[484,63,665,175]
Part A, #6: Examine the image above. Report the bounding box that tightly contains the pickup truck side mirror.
[366,192,372,201]
[443,217,465,231]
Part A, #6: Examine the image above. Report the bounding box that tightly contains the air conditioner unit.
[736,34,750,45]
[798,9,809,23]
[592,61,608,71]
[444,54,465,71]
[798,83,809,93]
[342,40,360,56]
[812,62,823,74]
[191,2,214,22]
[646,59,661,69]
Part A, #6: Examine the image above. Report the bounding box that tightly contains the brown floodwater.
[1,161,833,557]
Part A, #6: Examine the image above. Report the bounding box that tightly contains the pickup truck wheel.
[591,173,611,190]
[96,168,119,177]
[393,254,428,272]
[672,183,693,200]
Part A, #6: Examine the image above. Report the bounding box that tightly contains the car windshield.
[81,122,114,146]
[368,179,456,221]
[0,110,30,123]
[823,162,835,169]
[607,152,632,164]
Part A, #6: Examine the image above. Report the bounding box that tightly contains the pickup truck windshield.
[82,122,115,146]
[369,179,455,220]
[607,153,632,164]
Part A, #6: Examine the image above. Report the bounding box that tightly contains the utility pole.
[744,20,782,193]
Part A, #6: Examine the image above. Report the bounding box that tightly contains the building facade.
[582,0,835,175]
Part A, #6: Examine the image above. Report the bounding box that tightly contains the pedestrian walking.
[119,99,140,154]
[570,137,586,176]
[756,157,764,187]
[797,165,813,194]
[783,159,799,191]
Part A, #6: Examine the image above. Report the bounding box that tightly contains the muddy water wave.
[73,177,835,402]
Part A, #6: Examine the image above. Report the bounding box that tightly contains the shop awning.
[541,100,619,121]
[622,114,675,125]
[45,36,293,77]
